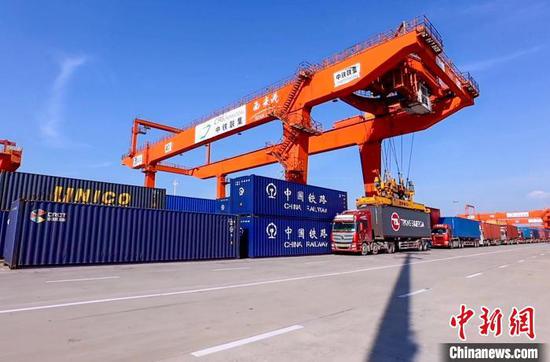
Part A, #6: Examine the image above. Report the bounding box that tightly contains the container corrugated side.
[165,195,218,213]
[480,222,501,240]
[240,216,332,258]
[506,224,520,239]
[0,210,7,258]
[518,227,537,239]
[230,174,347,220]
[4,200,239,269]
[439,217,481,239]
[216,197,231,214]
[365,205,431,239]
[0,171,166,210]
[427,206,440,229]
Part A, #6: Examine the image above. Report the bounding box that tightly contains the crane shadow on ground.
[366,253,419,362]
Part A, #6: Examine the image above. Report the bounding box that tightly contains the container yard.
[1,3,549,362]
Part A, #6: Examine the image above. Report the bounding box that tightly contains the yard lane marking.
[518,259,525,263]
[212,267,251,272]
[46,276,120,283]
[541,253,545,256]
[398,289,429,298]
[498,265,509,269]
[466,273,483,279]
[191,325,303,357]
[0,246,543,315]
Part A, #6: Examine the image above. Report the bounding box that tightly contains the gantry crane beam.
[123,17,477,187]
[459,209,550,229]
[122,17,479,195]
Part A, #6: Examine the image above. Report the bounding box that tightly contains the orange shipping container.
[481,222,501,241]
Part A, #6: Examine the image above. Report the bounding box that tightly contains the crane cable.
[406,133,415,182]
[390,137,401,176]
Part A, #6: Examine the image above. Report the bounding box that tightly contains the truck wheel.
[387,243,395,254]
[361,243,369,256]
[371,244,379,255]
[423,241,429,251]
[475,241,479,248]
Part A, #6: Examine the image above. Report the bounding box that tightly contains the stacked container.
[3,200,239,269]
[165,195,218,213]
[0,171,166,210]
[230,175,347,258]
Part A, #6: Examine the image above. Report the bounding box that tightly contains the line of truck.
[331,204,548,255]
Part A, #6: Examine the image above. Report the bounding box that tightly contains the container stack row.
[0,171,238,268]
[229,175,347,258]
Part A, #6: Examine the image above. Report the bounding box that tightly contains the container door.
[3,201,22,268]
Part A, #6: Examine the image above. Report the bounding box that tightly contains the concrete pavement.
[0,243,548,361]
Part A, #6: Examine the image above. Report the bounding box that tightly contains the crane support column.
[143,167,157,188]
[216,174,227,199]
[279,108,314,184]
[359,141,382,196]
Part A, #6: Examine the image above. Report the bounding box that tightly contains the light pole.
[172,179,179,196]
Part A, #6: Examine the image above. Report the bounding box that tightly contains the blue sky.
[1,0,549,215]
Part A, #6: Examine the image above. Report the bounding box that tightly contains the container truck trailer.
[500,224,520,245]
[432,217,481,248]
[480,222,502,246]
[331,205,431,255]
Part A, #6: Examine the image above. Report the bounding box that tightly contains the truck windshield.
[432,228,446,235]
[332,222,355,232]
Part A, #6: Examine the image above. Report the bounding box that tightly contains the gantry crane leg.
[216,174,227,198]
[143,168,157,188]
[278,108,314,184]
[359,141,382,196]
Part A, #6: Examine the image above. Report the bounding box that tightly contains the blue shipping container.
[0,210,7,258]
[240,216,332,258]
[216,197,231,214]
[439,217,481,239]
[166,195,218,213]
[4,200,239,269]
[230,175,347,220]
[518,227,539,240]
[0,171,166,210]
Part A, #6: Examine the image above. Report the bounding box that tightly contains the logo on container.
[266,222,277,239]
[30,209,67,223]
[390,212,401,232]
[265,183,277,199]
[239,187,245,196]
[30,209,47,223]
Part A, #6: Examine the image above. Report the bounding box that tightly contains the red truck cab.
[331,210,374,254]
[431,224,452,247]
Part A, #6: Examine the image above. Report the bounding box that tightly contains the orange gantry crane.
[0,139,22,172]
[122,17,479,198]
[460,209,550,229]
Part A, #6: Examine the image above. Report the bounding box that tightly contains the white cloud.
[461,46,543,72]
[41,55,88,147]
[527,190,550,200]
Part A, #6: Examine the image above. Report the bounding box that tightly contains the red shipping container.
[428,206,441,228]
[506,224,519,240]
[481,222,501,241]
